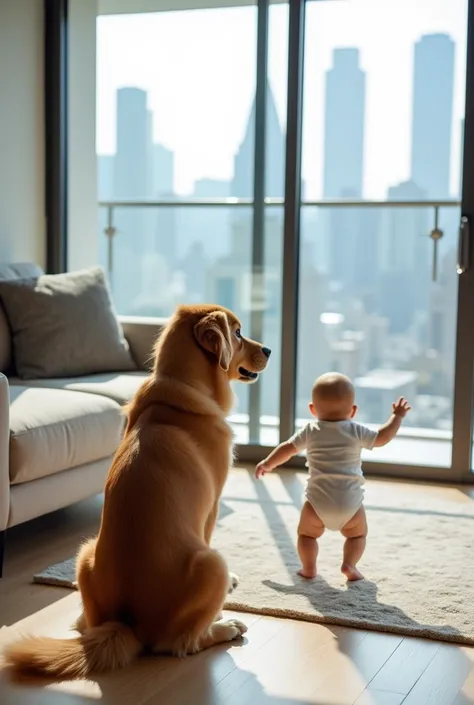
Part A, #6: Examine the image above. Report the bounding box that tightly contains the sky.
[96,0,468,199]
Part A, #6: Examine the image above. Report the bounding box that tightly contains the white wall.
[68,0,100,272]
[0,0,45,267]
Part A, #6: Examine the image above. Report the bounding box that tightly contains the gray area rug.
[34,469,474,645]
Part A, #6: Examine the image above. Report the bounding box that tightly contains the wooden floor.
[1,471,474,705]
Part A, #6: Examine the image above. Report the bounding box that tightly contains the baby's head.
[310,372,357,421]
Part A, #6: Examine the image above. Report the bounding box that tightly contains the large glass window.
[297,0,467,467]
[93,0,474,477]
[96,1,288,445]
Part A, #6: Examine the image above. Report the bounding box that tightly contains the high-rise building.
[411,34,455,199]
[352,206,382,300]
[115,87,151,199]
[153,143,177,267]
[232,80,285,199]
[323,48,365,199]
[322,48,368,286]
[379,179,430,334]
[153,144,174,196]
[113,87,153,313]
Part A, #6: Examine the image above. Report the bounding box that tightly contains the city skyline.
[97,1,467,199]
[99,31,462,205]
[96,15,462,436]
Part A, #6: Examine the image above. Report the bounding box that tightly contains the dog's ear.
[194,311,233,371]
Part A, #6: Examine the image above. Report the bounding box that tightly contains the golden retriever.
[3,304,270,679]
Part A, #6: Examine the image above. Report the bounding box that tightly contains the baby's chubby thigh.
[297,501,325,538]
[340,504,368,539]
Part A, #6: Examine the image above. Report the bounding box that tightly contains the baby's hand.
[392,397,411,417]
[255,461,272,479]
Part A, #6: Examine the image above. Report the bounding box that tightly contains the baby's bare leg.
[340,506,367,581]
[297,501,325,579]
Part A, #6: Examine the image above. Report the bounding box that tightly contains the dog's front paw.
[228,572,239,593]
[224,619,248,640]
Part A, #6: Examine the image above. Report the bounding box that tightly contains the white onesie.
[289,420,378,531]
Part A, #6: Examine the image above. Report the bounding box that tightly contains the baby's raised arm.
[255,441,298,478]
[373,397,411,448]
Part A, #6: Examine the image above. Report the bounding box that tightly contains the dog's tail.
[3,622,142,680]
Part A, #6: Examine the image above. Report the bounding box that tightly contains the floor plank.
[203,624,346,705]
[368,637,439,695]
[290,630,402,705]
[402,644,474,705]
[354,690,405,705]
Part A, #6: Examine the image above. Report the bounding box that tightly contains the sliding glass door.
[93,0,474,480]
[295,0,469,478]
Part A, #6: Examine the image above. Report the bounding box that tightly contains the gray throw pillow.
[0,267,137,379]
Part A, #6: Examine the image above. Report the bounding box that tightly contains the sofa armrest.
[119,316,168,371]
[0,373,9,532]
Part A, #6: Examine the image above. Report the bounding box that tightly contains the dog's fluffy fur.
[3,304,269,680]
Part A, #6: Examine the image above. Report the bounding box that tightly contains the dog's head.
[193,306,271,383]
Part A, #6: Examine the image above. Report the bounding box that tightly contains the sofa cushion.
[0,263,43,373]
[119,316,167,371]
[9,386,124,485]
[0,266,137,380]
[9,371,149,406]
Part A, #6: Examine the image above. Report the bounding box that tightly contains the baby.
[255,372,411,581]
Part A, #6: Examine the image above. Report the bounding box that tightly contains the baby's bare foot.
[298,567,317,579]
[341,562,364,581]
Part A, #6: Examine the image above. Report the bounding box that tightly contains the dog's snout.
[262,347,271,358]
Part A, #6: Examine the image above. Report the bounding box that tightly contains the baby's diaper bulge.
[305,474,365,531]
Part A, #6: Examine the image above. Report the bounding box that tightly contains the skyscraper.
[113,87,153,312]
[153,144,174,196]
[411,34,455,199]
[115,87,151,199]
[379,179,430,334]
[232,81,285,199]
[153,143,177,267]
[322,48,367,285]
[323,48,365,199]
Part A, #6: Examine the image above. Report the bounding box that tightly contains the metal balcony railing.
[99,197,462,282]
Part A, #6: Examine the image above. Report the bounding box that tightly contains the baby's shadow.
[262,576,463,642]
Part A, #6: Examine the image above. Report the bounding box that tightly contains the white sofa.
[0,263,166,577]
